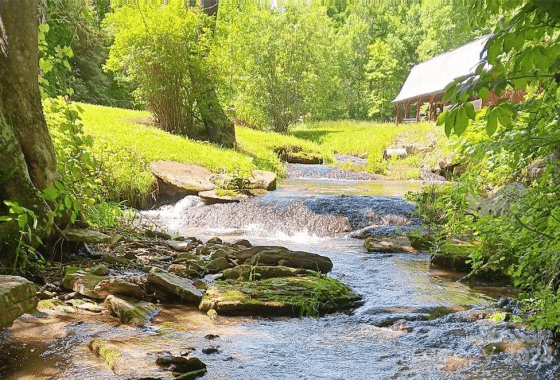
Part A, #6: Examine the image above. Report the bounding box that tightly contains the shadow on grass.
[288,129,338,144]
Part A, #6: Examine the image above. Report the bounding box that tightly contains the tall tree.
[193,0,236,148]
[0,0,56,246]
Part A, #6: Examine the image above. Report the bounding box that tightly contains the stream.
[2,163,560,379]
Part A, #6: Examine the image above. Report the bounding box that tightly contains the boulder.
[94,279,144,299]
[147,269,203,303]
[249,170,277,191]
[104,295,156,326]
[232,239,252,248]
[195,246,210,255]
[475,182,527,217]
[233,246,333,274]
[62,227,112,244]
[199,276,361,317]
[63,267,104,298]
[430,240,479,273]
[102,252,129,266]
[222,265,309,280]
[156,353,206,378]
[0,275,38,328]
[91,264,110,276]
[151,161,215,197]
[88,339,121,370]
[210,249,229,261]
[205,257,230,273]
[276,148,322,164]
[363,236,417,254]
[63,267,143,299]
[167,240,195,252]
[207,236,222,245]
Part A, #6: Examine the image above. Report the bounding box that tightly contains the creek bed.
[1,167,559,379]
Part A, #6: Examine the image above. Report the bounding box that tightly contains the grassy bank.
[290,121,451,178]
[77,104,449,206]
[79,104,327,206]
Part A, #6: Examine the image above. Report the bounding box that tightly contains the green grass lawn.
[290,120,450,178]
[76,104,450,206]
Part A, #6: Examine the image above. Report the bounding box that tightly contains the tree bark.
[0,0,56,243]
[193,0,236,149]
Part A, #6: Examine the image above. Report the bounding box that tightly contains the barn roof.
[392,35,491,104]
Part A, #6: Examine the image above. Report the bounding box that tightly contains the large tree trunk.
[0,0,57,244]
[193,0,236,149]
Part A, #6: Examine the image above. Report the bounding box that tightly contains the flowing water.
[2,164,560,379]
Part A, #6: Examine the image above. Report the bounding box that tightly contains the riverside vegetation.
[2,0,560,370]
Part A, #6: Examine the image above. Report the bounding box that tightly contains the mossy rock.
[364,236,417,254]
[222,265,310,280]
[88,338,121,370]
[104,295,157,326]
[0,275,38,328]
[205,257,230,273]
[430,241,480,273]
[406,230,434,251]
[199,275,361,317]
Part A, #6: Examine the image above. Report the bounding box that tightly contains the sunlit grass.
[290,120,450,177]
[79,104,336,204]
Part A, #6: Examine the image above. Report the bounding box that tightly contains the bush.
[104,4,212,137]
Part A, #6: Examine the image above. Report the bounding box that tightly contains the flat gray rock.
[63,228,112,244]
[148,269,203,303]
[151,161,215,196]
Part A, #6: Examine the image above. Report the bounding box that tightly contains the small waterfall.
[142,192,418,239]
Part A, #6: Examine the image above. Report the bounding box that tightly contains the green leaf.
[39,59,53,74]
[503,34,514,53]
[444,110,456,137]
[489,312,506,322]
[454,107,469,136]
[513,33,525,51]
[497,111,512,128]
[55,181,65,191]
[70,212,77,224]
[64,196,72,209]
[436,110,448,126]
[479,87,490,100]
[487,39,502,64]
[17,213,28,229]
[486,109,498,136]
[42,187,59,201]
[0,215,13,222]
[465,102,476,120]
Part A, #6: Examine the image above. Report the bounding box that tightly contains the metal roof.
[392,35,491,104]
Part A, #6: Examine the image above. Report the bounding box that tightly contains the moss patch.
[88,338,121,370]
[200,274,361,317]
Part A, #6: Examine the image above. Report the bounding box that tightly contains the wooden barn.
[392,35,524,124]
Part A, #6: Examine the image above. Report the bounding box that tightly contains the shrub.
[104,4,212,137]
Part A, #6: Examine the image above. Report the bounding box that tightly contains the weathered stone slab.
[147,269,203,303]
[63,267,143,299]
[199,276,361,317]
[63,227,112,244]
[364,236,417,254]
[233,246,333,274]
[151,161,215,196]
[198,190,248,204]
[222,265,310,280]
[104,295,157,326]
[0,275,38,329]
